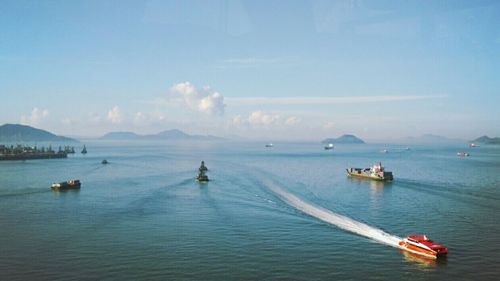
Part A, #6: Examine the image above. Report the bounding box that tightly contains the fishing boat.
[101,159,109,164]
[399,235,448,259]
[457,152,469,157]
[196,161,209,182]
[81,145,87,154]
[346,161,393,181]
[51,179,81,190]
[324,143,334,150]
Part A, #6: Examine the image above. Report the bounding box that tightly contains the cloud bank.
[107,106,123,124]
[20,108,49,126]
[233,110,300,128]
[170,82,225,115]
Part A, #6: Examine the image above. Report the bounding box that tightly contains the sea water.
[1,141,499,280]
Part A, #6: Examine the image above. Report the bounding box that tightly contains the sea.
[1,141,499,280]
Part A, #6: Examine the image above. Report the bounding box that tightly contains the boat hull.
[346,170,393,181]
[51,180,81,191]
[196,176,209,182]
[398,241,447,259]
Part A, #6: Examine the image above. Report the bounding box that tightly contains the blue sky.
[1,0,499,141]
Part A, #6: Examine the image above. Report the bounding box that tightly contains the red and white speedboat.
[399,235,448,259]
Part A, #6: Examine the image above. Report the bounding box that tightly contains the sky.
[1,0,499,141]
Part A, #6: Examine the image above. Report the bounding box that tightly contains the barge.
[346,161,393,181]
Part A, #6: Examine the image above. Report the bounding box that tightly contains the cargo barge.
[346,161,393,181]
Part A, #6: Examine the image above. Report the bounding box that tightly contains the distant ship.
[265,143,273,148]
[457,152,469,157]
[324,143,334,150]
[469,143,479,148]
[51,179,81,191]
[64,146,75,154]
[81,145,87,154]
[347,162,393,181]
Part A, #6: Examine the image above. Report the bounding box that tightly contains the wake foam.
[265,180,402,248]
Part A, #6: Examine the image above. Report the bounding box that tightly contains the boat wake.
[264,180,403,248]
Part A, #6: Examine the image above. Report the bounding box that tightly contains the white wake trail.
[266,180,402,248]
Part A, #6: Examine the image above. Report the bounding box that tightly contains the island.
[0,124,77,142]
[321,134,365,144]
[471,136,500,145]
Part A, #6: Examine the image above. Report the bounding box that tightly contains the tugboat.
[51,179,81,191]
[346,161,393,181]
[196,161,209,182]
[399,234,448,259]
[81,145,87,154]
[324,143,334,150]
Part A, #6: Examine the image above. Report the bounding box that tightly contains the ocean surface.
[1,141,499,280]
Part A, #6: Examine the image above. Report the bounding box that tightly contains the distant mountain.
[100,129,223,141]
[0,124,77,142]
[322,134,365,144]
[154,129,191,140]
[472,135,500,144]
[101,132,141,140]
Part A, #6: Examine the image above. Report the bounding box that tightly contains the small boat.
[399,234,448,259]
[469,143,479,148]
[196,161,209,182]
[197,174,209,182]
[81,145,87,154]
[51,179,81,190]
[324,143,334,150]
[380,149,388,153]
[265,143,273,148]
[457,152,469,157]
[101,159,109,164]
[346,161,393,181]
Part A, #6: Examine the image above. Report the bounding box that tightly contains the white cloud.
[133,111,147,125]
[169,82,225,115]
[107,106,123,124]
[233,111,300,128]
[232,115,244,126]
[248,110,280,126]
[285,116,300,126]
[20,107,49,126]
[132,111,166,126]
